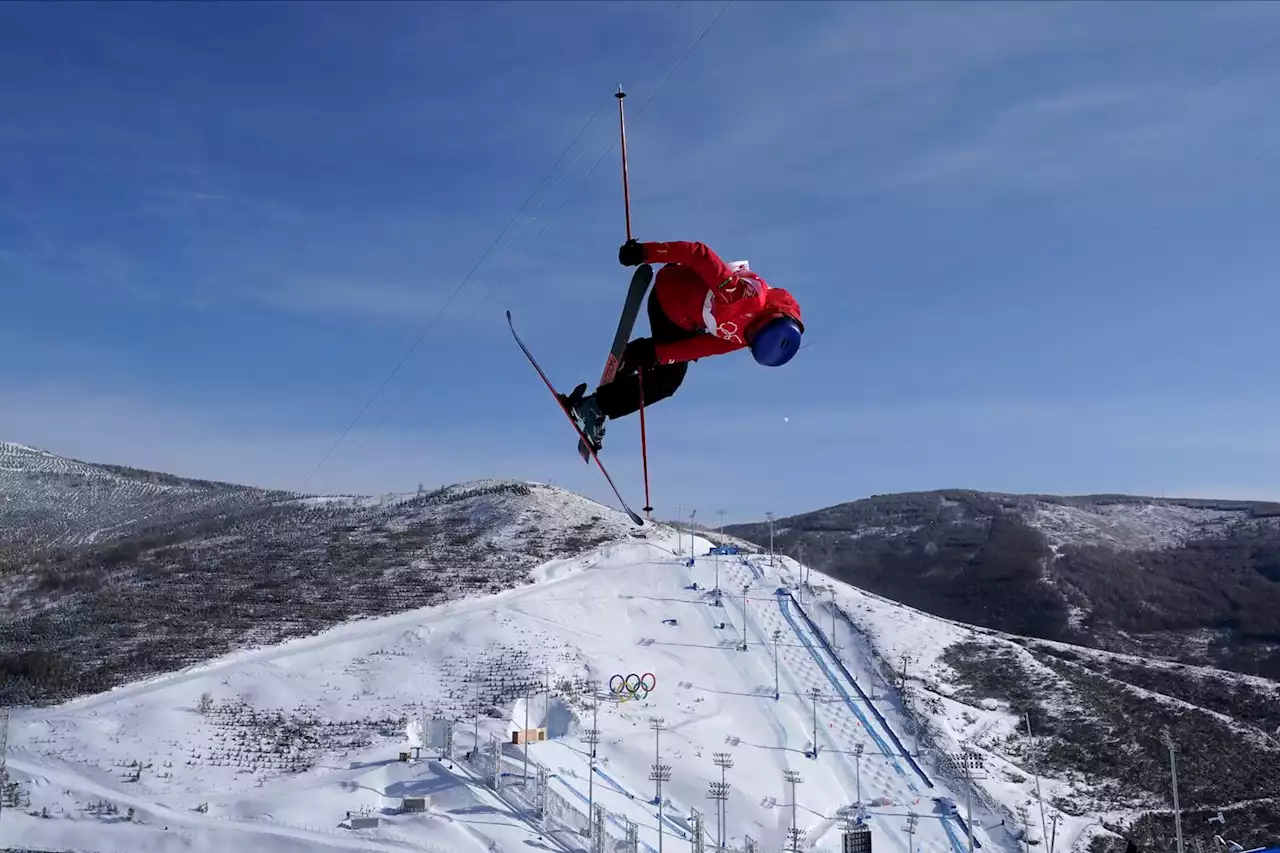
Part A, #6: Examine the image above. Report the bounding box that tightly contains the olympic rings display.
[609,672,657,700]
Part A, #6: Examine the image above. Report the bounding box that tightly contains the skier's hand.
[621,337,657,374]
[618,239,646,267]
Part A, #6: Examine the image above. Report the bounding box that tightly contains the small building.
[512,727,547,745]
[398,751,412,762]
[349,816,379,830]
[401,797,426,814]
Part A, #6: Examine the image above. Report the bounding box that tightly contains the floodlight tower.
[838,805,871,850]
[650,761,672,852]
[592,803,607,853]
[1162,727,1185,853]
[581,685,601,828]
[772,629,783,700]
[904,810,919,853]
[783,769,804,852]
[712,752,734,847]
[650,717,667,802]
[1026,712,1049,853]
[853,743,864,804]
[809,688,822,759]
[766,512,775,566]
[690,807,707,853]
[950,743,987,853]
[676,504,684,555]
[828,587,839,655]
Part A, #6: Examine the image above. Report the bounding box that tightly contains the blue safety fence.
[776,592,918,793]
[786,591,934,788]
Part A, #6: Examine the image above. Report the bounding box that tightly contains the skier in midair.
[561,238,805,450]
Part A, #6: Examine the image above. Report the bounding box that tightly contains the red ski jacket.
[642,240,803,365]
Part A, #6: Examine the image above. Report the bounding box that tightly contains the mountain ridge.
[2,442,1278,852]
[723,488,1280,681]
[0,439,657,707]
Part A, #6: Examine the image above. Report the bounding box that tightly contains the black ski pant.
[595,289,693,420]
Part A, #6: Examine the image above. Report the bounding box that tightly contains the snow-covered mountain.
[724,491,1280,853]
[0,442,654,708]
[4,538,1276,853]
[0,535,1049,853]
[3,446,1277,853]
[0,440,287,548]
[724,491,1280,678]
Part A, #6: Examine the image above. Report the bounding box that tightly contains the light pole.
[783,770,804,853]
[581,684,600,831]
[853,743,864,804]
[713,752,733,848]
[523,685,531,786]
[650,717,666,802]
[766,511,775,566]
[796,542,808,604]
[905,810,919,853]
[650,717,670,853]
[675,504,683,555]
[1162,727,1185,853]
[829,587,839,654]
[740,583,751,651]
[713,516,722,599]
[689,508,698,558]
[809,688,822,759]
[951,744,986,853]
[772,629,782,700]
[1027,712,1049,853]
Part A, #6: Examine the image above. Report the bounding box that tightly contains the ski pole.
[616,86,632,241]
[638,365,653,518]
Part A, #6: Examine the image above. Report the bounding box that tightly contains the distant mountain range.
[724,490,1280,680]
[725,490,1280,853]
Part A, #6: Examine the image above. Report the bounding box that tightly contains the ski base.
[578,264,653,462]
[507,310,644,526]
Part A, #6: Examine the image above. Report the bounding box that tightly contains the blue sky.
[3,1,1280,523]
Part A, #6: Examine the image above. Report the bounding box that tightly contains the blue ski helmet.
[750,316,803,366]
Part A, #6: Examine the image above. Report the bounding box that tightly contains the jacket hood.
[764,287,804,332]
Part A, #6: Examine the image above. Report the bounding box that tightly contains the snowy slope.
[0,440,281,547]
[1,534,1019,853]
[783,563,1280,853]
[1029,501,1246,552]
[1,469,658,707]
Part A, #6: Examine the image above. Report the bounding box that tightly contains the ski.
[577,263,653,462]
[506,310,645,527]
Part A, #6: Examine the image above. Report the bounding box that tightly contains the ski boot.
[559,383,607,451]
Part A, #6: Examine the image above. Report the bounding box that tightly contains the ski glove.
[618,239,646,267]
[620,337,658,374]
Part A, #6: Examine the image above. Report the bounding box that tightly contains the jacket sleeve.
[654,333,746,365]
[642,241,735,286]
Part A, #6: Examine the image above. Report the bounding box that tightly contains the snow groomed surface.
[2,534,1006,853]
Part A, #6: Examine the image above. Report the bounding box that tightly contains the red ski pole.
[619,85,651,517]
[616,86,633,241]
[638,365,653,518]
